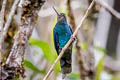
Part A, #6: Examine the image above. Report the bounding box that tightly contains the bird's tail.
[59,47,72,79]
[60,56,72,79]
[58,45,72,79]
[60,58,72,74]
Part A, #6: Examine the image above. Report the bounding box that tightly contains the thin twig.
[0,0,7,32]
[2,0,20,38]
[95,0,120,20]
[0,0,7,63]
[67,0,96,79]
[43,0,95,80]
[0,0,19,55]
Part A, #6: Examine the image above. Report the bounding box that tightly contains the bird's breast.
[59,34,71,48]
[54,21,72,48]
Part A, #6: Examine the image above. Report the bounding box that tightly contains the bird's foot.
[73,37,76,42]
[71,35,76,42]
[72,37,76,45]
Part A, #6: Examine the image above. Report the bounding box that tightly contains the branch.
[0,0,46,79]
[0,0,19,55]
[2,0,19,39]
[6,0,46,69]
[0,0,7,65]
[95,0,120,20]
[67,0,76,31]
[67,0,96,80]
[43,0,95,80]
[0,0,7,32]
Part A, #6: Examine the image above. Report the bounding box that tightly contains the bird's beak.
[53,6,60,16]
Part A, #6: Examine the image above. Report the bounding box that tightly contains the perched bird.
[53,7,73,79]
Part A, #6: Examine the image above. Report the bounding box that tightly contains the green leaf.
[112,75,120,80]
[64,73,80,80]
[96,56,104,80]
[95,46,106,54]
[24,60,46,74]
[81,42,88,51]
[29,38,60,73]
[29,38,52,61]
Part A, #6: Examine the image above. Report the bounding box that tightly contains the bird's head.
[53,7,66,22]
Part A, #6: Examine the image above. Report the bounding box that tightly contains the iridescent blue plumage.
[54,21,72,50]
[53,7,73,78]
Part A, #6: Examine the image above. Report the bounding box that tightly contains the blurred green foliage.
[64,73,80,80]
[81,42,88,51]
[95,46,107,54]
[29,38,60,73]
[96,46,106,80]
[24,60,46,75]
[96,55,104,80]
[28,37,112,80]
[112,75,120,80]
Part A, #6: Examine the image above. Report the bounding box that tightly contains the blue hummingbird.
[53,7,73,78]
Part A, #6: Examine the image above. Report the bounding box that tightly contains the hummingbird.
[53,7,73,79]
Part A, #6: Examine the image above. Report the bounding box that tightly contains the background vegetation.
[0,0,120,80]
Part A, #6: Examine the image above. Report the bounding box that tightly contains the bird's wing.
[53,30,59,54]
